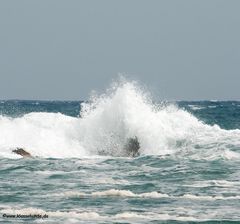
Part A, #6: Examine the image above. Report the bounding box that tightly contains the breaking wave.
[0,80,239,159]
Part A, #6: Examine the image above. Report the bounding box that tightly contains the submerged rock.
[12,148,33,158]
[98,136,140,157]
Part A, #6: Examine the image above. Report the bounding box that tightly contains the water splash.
[0,80,239,159]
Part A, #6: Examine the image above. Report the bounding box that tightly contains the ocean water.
[0,82,240,223]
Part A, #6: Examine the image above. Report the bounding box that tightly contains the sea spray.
[0,80,239,159]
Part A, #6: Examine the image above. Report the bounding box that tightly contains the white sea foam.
[0,113,86,158]
[0,80,239,159]
[53,189,240,201]
[1,207,224,221]
[91,189,136,197]
[180,194,240,200]
[91,189,169,198]
[188,105,205,110]
[114,212,149,219]
[1,207,102,220]
[52,189,169,198]
[183,180,239,188]
[0,207,197,221]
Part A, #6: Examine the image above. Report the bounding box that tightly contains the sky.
[0,0,239,101]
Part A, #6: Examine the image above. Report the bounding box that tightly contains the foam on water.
[1,207,102,220]
[0,207,205,221]
[3,206,238,222]
[0,207,174,221]
[188,105,205,110]
[183,180,239,188]
[0,80,239,159]
[51,189,240,201]
[51,189,168,198]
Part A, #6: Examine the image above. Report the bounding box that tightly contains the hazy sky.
[0,0,239,100]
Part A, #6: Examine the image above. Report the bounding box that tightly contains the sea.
[0,82,240,223]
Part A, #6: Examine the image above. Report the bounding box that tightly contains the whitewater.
[0,81,240,223]
[0,81,239,159]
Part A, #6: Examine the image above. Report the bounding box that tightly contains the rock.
[12,148,33,158]
[98,136,140,157]
[124,136,140,157]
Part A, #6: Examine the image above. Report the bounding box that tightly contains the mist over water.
[1,80,240,223]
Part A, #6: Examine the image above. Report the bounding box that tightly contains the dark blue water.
[1,100,239,129]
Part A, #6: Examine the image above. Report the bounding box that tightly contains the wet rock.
[12,148,33,158]
[124,137,140,157]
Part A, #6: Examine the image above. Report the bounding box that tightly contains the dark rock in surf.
[124,136,140,157]
[12,148,33,158]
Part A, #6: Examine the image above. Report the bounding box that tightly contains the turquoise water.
[0,83,240,223]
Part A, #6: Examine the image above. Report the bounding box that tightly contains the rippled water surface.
[1,156,240,223]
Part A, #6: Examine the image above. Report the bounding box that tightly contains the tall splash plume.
[78,80,155,156]
[0,80,239,159]
[76,80,240,159]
